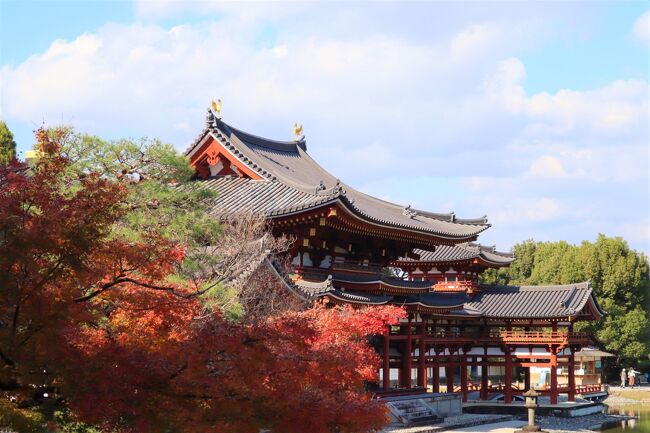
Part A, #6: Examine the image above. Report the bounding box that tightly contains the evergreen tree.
[483,235,650,363]
[0,120,17,164]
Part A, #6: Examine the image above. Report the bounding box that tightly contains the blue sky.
[1,1,648,254]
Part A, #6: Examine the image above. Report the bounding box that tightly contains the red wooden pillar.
[405,316,413,388]
[504,347,513,403]
[418,320,427,388]
[446,365,454,392]
[524,327,531,392]
[432,361,440,393]
[460,351,468,402]
[524,366,531,391]
[550,347,558,405]
[383,325,390,391]
[480,354,489,400]
[568,350,576,402]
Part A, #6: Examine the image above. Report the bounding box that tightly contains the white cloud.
[528,155,567,178]
[525,198,562,222]
[633,10,650,45]
[450,24,501,60]
[1,6,648,254]
[484,58,648,136]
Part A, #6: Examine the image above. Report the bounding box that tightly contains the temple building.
[186,107,605,405]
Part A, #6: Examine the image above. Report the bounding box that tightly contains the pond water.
[599,404,650,433]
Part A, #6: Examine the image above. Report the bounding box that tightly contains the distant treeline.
[482,235,650,369]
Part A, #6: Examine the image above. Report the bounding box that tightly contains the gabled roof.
[186,115,490,241]
[395,243,515,267]
[466,282,605,319]
[265,260,603,320]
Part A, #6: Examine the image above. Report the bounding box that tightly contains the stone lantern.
[515,389,547,433]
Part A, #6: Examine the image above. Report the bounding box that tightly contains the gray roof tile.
[397,243,515,265]
[467,282,600,319]
[187,120,489,240]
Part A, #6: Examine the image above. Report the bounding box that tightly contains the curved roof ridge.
[397,243,514,264]
[481,281,591,291]
[473,243,515,258]
[221,124,348,196]
[220,120,306,152]
[191,115,492,240]
[184,126,211,156]
[414,209,488,225]
[218,120,490,228]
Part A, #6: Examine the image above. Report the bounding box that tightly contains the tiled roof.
[402,292,470,308]
[326,290,393,305]
[396,243,514,266]
[330,273,433,289]
[267,263,601,319]
[186,119,490,240]
[467,282,601,319]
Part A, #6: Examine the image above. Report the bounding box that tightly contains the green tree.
[483,235,650,364]
[0,120,17,164]
[53,127,291,319]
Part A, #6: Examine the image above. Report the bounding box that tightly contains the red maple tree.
[0,129,405,432]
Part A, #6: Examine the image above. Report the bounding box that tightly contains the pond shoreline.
[537,412,636,433]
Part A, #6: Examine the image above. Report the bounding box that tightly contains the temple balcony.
[331,261,384,274]
[291,259,387,276]
[497,330,592,346]
[431,280,478,294]
[387,329,592,346]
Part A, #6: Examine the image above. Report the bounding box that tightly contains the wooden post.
[432,360,440,393]
[383,326,390,391]
[480,354,489,400]
[524,365,531,391]
[504,347,513,403]
[418,320,427,388]
[446,365,454,393]
[568,350,576,402]
[550,347,558,405]
[405,316,412,388]
[460,351,468,402]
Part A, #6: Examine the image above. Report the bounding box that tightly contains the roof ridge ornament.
[293,122,304,141]
[205,108,215,128]
[402,204,417,219]
[315,180,326,194]
[211,99,222,119]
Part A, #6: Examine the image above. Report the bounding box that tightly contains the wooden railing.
[497,331,591,345]
[575,384,604,394]
[388,329,592,346]
[432,280,477,292]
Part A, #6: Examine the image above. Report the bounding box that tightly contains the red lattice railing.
[432,280,477,292]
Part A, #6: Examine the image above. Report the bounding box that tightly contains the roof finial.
[205,108,215,128]
[402,204,417,219]
[293,122,304,141]
[211,99,222,119]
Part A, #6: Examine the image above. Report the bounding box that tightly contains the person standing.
[628,367,636,388]
[621,368,627,388]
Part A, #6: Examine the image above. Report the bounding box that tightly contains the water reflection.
[600,404,649,433]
